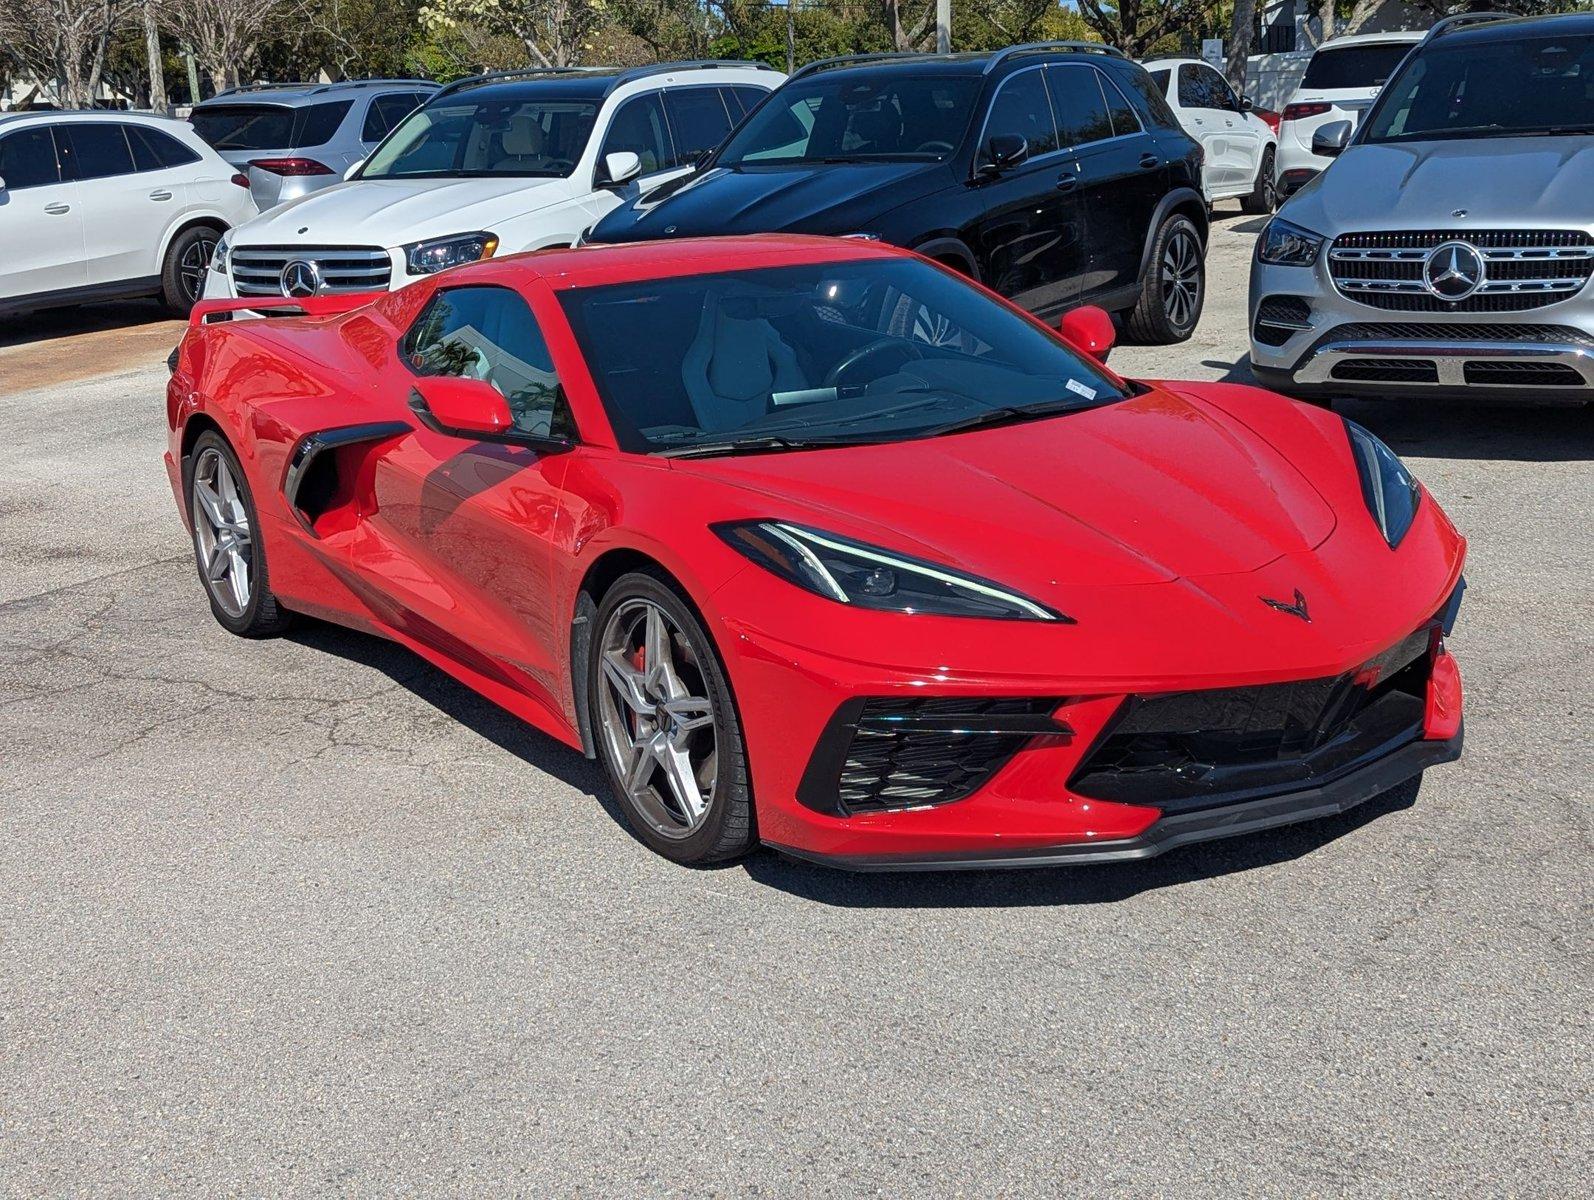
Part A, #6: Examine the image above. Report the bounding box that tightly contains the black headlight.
[1257,218,1325,267]
[714,521,1070,622]
[1345,420,1421,547]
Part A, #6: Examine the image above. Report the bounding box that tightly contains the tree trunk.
[1227,0,1256,92]
[1317,0,1335,44]
[144,2,167,113]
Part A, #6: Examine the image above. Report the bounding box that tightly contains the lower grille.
[1323,321,1593,345]
[1071,630,1433,811]
[1254,295,1312,346]
[799,697,1068,816]
[1332,358,1439,383]
[231,245,392,297]
[1463,361,1585,387]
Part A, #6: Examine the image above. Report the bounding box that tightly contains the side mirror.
[1058,305,1116,362]
[600,150,641,187]
[1238,95,1253,113]
[1312,120,1352,158]
[408,378,575,453]
[0,175,8,191]
[343,159,365,181]
[980,134,1029,175]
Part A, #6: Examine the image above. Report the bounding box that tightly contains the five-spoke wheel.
[183,431,290,636]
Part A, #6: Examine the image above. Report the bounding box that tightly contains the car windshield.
[557,258,1128,456]
[361,97,599,179]
[1301,43,1415,90]
[714,76,979,166]
[1363,31,1594,142]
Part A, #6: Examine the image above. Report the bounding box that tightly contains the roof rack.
[1422,11,1515,42]
[214,78,438,98]
[983,41,1128,72]
[788,51,961,82]
[433,66,611,101]
[435,59,775,101]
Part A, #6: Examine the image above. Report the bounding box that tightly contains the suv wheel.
[1243,147,1278,215]
[1126,214,1205,344]
[162,225,221,315]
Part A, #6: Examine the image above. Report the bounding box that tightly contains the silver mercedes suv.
[1249,12,1594,404]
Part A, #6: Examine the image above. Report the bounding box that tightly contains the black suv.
[586,43,1209,343]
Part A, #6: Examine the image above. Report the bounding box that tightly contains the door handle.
[149,189,173,201]
[44,202,71,214]
[1139,153,1160,170]
[1055,173,1078,193]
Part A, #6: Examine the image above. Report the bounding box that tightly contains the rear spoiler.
[189,293,382,326]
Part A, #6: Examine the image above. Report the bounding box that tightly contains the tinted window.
[717,76,979,165]
[980,69,1059,161]
[557,258,1126,454]
[128,125,201,171]
[1365,32,1594,142]
[190,104,296,150]
[1178,64,1214,108]
[363,97,600,179]
[727,86,769,117]
[362,93,425,143]
[1201,65,1239,111]
[296,100,353,146]
[663,87,733,168]
[1117,65,1184,130]
[402,286,572,438]
[1302,42,1415,90]
[1149,68,1171,95]
[63,124,134,180]
[601,93,672,175]
[0,127,62,189]
[1100,72,1143,137]
[1047,66,1115,147]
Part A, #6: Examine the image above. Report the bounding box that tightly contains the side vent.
[283,422,411,536]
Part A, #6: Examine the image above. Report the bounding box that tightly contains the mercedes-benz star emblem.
[1261,588,1311,622]
[1422,241,1485,302]
[279,259,322,299]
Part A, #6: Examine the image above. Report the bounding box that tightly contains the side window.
[402,286,573,438]
[727,86,769,118]
[296,100,354,147]
[662,87,733,168]
[0,127,63,189]
[1047,66,1115,148]
[1118,66,1184,130]
[362,93,424,144]
[62,123,135,181]
[1179,64,1214,109]
[128,125,201,171]
[600,93,672,176]
[1205,67,1241,112]
[1098,72,1143,138]
[979,69,1059,162]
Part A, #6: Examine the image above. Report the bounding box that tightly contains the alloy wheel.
[596,598,720,840]
[180,235,217,305]
[190,446,253,618]
[1161,229,1202,331]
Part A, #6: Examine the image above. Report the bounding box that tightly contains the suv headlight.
[1257,218,1324,267]
[403,232,499,275]
[1345,420,1422,548]
[715,520,1069,621]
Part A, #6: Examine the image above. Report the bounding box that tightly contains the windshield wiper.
[915,398,1092,439]
[657,435,855,459]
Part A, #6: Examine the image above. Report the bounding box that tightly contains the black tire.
[587,569,755,866]
[1125,213,1205,345]
[161,224,222,315]
[182,431,292,637]
[1242,146,1279,215]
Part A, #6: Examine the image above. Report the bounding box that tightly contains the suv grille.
[798,697,1067,816]
[1328,230,1594,312]
[231,245,392,297]
[1071,630,1433,811]
[1322,321,1594,345]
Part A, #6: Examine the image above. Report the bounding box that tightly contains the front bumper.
[770,730,1462,870]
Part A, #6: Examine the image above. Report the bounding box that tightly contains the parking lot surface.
[2,213,1588,1196]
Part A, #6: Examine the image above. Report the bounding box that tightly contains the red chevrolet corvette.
[165,235,1465,870]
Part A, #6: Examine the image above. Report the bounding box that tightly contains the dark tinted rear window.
[296,100,353,145]
[727,86,769,117]
[128,125,201,170]
[64,123,134,179]
[1302,43,1415,90]
[0,126,61,188]
[1115,65,1183,130]
[190,99,352,150]
[1047,66,1115,147]
[663,87,734,167]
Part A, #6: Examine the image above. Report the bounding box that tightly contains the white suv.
[0,111,257,317]
[1275,30,1423,198]
[1143,57,1278,212]
[204,61,782,302]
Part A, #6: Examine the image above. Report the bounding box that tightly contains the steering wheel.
[914,140,955,155]
[824,338,925,388]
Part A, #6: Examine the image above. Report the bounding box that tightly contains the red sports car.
[165,235,1465,870]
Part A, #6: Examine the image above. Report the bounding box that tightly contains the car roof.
[786,42,1131,84]
[1140,58,1213,70]
[433,61,779,105]
[194,79,438,108]
[471,234,904,291]
[1315,30,1425,49]
[0,109,197,131]
[1433,9,1594,47]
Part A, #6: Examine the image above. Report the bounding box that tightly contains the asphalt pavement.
[1,211,1588,1196]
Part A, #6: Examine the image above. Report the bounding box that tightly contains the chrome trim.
[1294,337,1594,387]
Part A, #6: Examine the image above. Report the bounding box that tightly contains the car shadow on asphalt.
[741,779,1422,907]
[0,298,174,350]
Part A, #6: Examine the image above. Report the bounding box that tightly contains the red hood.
[673,387,1338,591]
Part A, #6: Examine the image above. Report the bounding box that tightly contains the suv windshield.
[1364,31,1594,142]
[361,96,599,179]
[714,76,979,166]
[1301,42,1414,90]
[558,258,1127,455]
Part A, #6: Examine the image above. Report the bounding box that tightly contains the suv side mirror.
[980,134,1029,175]
[407,378,573,452]
[1312,120,1352,158]
[1058,305,1116,362]
[600,150,642,188]
[1238,95,1253,113]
